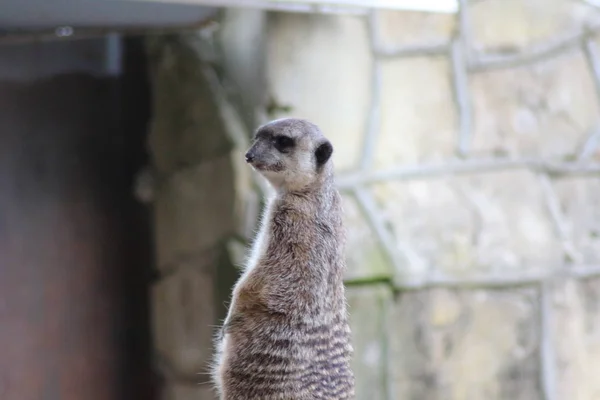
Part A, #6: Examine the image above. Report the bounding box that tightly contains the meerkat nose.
[245,152,255,163]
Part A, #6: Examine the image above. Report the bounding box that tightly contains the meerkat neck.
[276,166,335,198]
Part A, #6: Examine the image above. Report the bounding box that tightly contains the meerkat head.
[244,118,334,192]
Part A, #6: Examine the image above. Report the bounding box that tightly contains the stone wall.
[145,1,600,399]
[143,35,241,400]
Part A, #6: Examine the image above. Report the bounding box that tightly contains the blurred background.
[1,0,600,399]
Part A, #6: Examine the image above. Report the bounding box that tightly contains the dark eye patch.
[273,135,295,152]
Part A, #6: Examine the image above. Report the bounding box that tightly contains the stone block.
[154,153,236,268]
[469,47,599,159]
[342,193,392,282]
[375,56,458,169]
[162,382,216,400]
[266,12,372,172]
[552,277,600,400]
[218,8,269,128]
[552,177,600,264]
[374,9,455,51]
[153,266,216,377]
[389,287,541,399]
[146,35,233,175]
[347,285,393,400]
[467,0,600,53]
[371,169,562,280]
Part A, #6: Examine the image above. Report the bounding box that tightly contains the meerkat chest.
[229,263,267,313]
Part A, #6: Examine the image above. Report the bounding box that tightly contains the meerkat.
[211,118,355,400]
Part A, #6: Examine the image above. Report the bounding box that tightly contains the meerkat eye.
[273,135,294,152]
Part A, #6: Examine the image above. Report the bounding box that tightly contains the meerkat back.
[212,118,355,400]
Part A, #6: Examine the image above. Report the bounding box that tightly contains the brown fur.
[211,118,355,399]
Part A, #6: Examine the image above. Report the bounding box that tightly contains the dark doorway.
[0,36,156,400]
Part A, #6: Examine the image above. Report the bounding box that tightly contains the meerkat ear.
[315,140,333,167]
